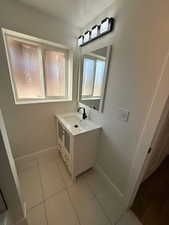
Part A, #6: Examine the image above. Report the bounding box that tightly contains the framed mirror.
[78,45,112,112]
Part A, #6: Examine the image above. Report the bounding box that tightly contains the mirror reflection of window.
[82,58,95,96]
[82,56,105,99]
[93,60,105,97]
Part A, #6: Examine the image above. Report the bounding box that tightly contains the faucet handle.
[77,107,87,120]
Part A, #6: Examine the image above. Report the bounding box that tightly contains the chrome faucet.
[77,107,87,120]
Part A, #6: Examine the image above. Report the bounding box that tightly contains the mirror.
[79,45,111,112]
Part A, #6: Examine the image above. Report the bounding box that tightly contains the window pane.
[45,50,66,97]
[7,38,44,99]
[93,60,105,97]
[82,57,95,96]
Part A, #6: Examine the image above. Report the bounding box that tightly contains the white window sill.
[15,98,72,105]
[81,97,101,100]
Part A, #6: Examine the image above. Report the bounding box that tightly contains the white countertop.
[55,112,101,136]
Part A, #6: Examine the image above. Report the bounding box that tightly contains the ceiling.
[17,0,113,29]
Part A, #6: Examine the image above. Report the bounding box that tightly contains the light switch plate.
[118,109,130,122]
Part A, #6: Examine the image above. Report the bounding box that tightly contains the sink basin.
[56,113,101,135]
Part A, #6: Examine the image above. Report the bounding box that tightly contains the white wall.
[80,0,169,198]
[0,0,80,158]
[0,110,26,224]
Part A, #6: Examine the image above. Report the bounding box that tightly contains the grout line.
[27,201,44,212]
[56,158,81,225]
[56,152,114,225]
[55,155,82,225]
[36,158,49,225]
[114,212,126,225]
[18,153,77,225]
[42,188,67,202]
[84,169,127,225]
[65,188,82,225]
[15,146,58,162]
[19,153,125,225]
[84,175,113,225]
[37,153,78,225]
[37,156,68,203]
[17,159,39,175]
[42,203,49,225]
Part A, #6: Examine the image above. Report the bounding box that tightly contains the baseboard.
[15,145,58,162]
[95,163,125,200]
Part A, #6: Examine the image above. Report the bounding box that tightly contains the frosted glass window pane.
[45,50,66,97]
[82,58,95,96]
[7,38,44,99]
[93,60,105,97]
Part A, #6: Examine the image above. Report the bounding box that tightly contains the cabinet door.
[58,122,63,142]
[0,190,7,213]
[64,130,70,153]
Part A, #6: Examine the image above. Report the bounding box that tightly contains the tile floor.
[16,150,141,225]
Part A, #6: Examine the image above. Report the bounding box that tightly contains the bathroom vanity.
[55,113,101,180]
[54,45,111,181]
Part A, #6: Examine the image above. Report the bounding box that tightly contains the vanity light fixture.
[100,18,111,34]
[83,31,91,43]
[91,25,99,39]
[78,17,115,47]
[78,35,84,46]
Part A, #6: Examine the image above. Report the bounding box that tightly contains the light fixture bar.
[78,17,115,47]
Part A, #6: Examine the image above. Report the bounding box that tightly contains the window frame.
[2,28,73,105]
[81,54,106,100]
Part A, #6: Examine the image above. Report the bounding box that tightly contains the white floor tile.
[15,157,38,172]
[37,149,59,163]
[56,154,74,187]
[68,179,111,225]
[85,169,126,224]
[19,166,43,209]
[17,152,130,225]
[45,190,79,225]
[39,159,65,199]
[117,211,142,225]
[27,204,47,225]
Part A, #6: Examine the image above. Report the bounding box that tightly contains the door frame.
[125,49,169,207]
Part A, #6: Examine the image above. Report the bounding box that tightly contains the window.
[44,50,67,97]
[2,29,72,104]
[82,56,105,99]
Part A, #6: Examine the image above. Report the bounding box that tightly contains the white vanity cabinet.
[55,113,101,180]
[57,120,73,173]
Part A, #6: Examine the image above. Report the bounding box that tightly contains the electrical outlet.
[118,109,130,122]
